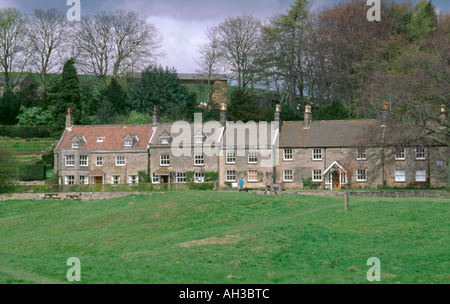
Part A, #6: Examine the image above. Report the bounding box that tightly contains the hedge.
[0,125,62,139]
[41,148,54,168]
[19,163,46,181]
[14,182,217,193]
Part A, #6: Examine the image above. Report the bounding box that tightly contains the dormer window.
[70,135,85,149]
[194,137,204,144]
[161,138,170,144]
[122,134,137,149]
[97,137,105,143]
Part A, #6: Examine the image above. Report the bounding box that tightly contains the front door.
[332,173,340,190]
[160,175,169,184]
[95,176,103,184]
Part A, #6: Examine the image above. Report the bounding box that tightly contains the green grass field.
[0,192,448,284]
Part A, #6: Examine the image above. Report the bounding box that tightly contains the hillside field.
[0,192,448,284]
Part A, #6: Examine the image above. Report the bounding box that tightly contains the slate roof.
[149,123,225,148]
[280,119,381,148]
[222,122,279,149]
[55,124,154,151]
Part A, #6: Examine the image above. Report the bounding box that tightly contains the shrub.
[302,178,321,189]
[204,171,219,182]
[138,171,151,183]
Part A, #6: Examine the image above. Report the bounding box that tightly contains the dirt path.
[0,266,65,284]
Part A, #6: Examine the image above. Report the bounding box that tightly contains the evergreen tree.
[315,99,351,121]
[51,58,81,129]
[95,97,116,124]
[18,73,41,108]
[228,88,269,122]
[0,90,22,125]
[102,78,127,115]
[127,66,197,121]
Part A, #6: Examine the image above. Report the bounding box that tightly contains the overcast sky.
[1,0,448,73]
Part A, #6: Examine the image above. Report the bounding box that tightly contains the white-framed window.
[357,148,366,160]
[65,175,75,185]
[356,169,367,182]
[176,172,186,183]
[161,138,169,144]
[226,170,236,182]
[160,154,170,166]
[248,170,258,182]
[112,176,120,184]
[194,137,203,144]
[226,151,236,164]
[395,170,406,182]
[194,154,204,166]
[129,175,139,184]
[116,156,126,166]
[152,173,160,184]
[79,176,88,185]
[65,155,75,167]
[195,172,204,183]
[312,170,322,182]
[395,148,405,160]
[80,155,88,166]
[124,140,133,147]
[283,149,293,161]
[312,149,322,160]
[71,142,79,149]
[415,170,426,182]
[96,156,103,166]
[416,148,426,160]
[283,170,293,182]
[248,151,258,164]
[324,173,331,185]
[97,137,105,143]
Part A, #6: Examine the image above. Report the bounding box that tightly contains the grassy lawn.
[0,138,54,156]
[0,192,448,284]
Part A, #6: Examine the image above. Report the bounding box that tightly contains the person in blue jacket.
[239,178,244,191]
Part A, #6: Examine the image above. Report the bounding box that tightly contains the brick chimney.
[153,106,159,126]
[66,107,74,129]
[274,104,282,128]
[440,104,447,129]
[304,106,312,129]
[220,102,228,126]
[380,101,390,127]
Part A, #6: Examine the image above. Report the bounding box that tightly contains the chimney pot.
[153,106,160,125]
[66,107,74,129]
[304,106,312,129]
[220,102,228,125]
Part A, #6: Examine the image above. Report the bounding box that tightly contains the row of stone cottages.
[54,103,449,190]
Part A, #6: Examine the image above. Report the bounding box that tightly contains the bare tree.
[196,26,224,103]
[0,7,31,91]
[74,11,114,83]
[216,15,262,88]
[111,10,163,78]
[28,8,69,93]
[74,10,163,83]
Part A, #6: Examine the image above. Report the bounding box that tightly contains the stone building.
[54,102,448,189]
[276,105,449,189]
[54,108,154,185]
[147,109,224,184]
